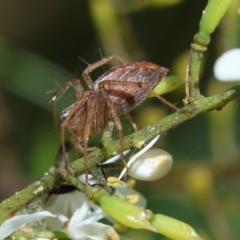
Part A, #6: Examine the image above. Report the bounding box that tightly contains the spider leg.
[105,98,127,167]
[124,113,138,132]
[82,97,97,193]
[72,140,96,153]
[60,121,70,180]
[82,53,128,89]
[48,78,83,134]
[146,88,188,112]
[98,81,127,166]
[59,93,91,180]
[49,78,82,101]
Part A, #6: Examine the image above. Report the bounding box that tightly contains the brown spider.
[50,54,182,184]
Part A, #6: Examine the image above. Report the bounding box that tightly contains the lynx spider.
[50,54,183,185]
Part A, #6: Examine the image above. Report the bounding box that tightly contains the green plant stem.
[1,83,240,224]
[186,44,207,101]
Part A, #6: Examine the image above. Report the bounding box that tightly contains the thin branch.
[1,83,240,224]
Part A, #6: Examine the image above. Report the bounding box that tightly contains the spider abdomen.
[94,62,168,113]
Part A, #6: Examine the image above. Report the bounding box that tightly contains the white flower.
[47,190,119,240]
[0,191,119,240]
[0,211,56,240]
[64,201,119,240]
[214,48,240,81]
[0,205,119,240]
[46,190,90,230]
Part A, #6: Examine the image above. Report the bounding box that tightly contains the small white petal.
[69,222,119,240]
[214,49,240,81]
[103,149,130,165]
[69,191,90,215]
[48,190,88,217]
[0,211,56,240]
[128,149,173,181]
[70,202,90,227]
[70,206,104,229]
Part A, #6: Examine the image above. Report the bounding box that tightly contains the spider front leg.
[58,93,92,180]
[49,78,83,102]
[98,82,128,168]
[105,98,127,167]
[60,120,71,179]
[48,78,83,133]
[81,97,98,193]
[82,53,128,89]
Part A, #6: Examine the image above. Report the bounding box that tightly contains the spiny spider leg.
[124,113,138,132]
[49,78,83,133]
[150,91,185,112]
[146,87,188,112]
[82,97,97,193]
[105,98,127,167]
[82,53,128,89]
[49,78,82,101]
[60,91,92,177]
[49,78,85,162]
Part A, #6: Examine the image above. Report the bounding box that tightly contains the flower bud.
[151,214,202,240]
[128,149,173,181]
[214,49,240,81]
[92,190,155,231]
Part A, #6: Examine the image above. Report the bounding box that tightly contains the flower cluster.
[0,135,175,239]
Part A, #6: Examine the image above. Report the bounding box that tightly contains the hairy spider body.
[61,61,168,149]
[50,54,181,187]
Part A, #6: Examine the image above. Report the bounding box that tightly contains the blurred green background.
[0,0,240,239]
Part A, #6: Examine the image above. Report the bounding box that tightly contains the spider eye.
[61,111,67,121]
[61,108,70,121]
[60,104,75,122]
